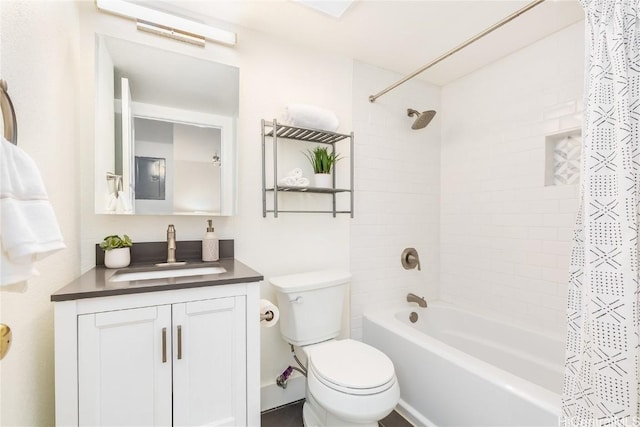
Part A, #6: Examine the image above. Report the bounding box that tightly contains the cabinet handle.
[177,325,182,360]
[162,328,167,363]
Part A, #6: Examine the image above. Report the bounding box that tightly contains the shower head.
[407,109,436,130]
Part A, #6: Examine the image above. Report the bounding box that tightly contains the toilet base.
[302,393,378,427]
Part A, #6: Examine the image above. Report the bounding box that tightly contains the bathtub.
[363,302,564,427]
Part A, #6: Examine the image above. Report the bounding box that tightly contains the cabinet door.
[78,305,172,426]
[172,296,247,427]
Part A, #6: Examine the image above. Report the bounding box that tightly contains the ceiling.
[157,0,584,86]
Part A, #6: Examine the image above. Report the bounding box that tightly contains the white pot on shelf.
[104,247,131,269]
[313,173,333,188]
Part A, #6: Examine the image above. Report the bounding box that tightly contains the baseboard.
[260,375,306,412]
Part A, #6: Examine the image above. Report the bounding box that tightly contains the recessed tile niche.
[545,128,582,186]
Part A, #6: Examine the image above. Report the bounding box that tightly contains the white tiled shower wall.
[350,62,441,339]
[440,21,584,338]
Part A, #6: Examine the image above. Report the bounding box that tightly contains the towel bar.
[0,79,17,145]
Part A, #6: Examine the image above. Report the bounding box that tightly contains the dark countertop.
[51,258,263,302]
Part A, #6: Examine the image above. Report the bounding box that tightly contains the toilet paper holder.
[259,298,279,327]
[260,311,274,322]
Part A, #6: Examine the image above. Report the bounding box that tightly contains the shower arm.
[368,0,546,103]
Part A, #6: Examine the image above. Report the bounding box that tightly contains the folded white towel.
[283,104,340,132]
[1,137,66,287]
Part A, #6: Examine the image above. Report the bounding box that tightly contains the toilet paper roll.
[260,299,280,328]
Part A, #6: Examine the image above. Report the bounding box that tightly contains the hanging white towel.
[0,137,66,288]
[105,192,117,212]
[282,104,340,132]
[0,250,34,293]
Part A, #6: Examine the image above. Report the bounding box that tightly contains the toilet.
[270,270,400,427]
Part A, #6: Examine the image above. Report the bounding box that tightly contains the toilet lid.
[308,339,395,391]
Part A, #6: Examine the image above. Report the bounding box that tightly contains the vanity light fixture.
[95,0,237,47]
[136,20,206,47]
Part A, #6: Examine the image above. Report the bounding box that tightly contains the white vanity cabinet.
[54,281,260,427]
[77,304,173,426]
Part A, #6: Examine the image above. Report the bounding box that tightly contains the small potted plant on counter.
[305,146,342,188]
[100,234,133,269]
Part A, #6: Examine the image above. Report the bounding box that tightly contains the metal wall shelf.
[263,122,351,144]
[266,186,351,194]
[261,119,354,218]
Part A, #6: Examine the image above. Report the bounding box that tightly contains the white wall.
[0,1,82,426]
[350,61,441,339]
[440,21,584,338]
[0,1,353,422]
[173,123,221,214]
[0,1,585,423]
[94,35,116,212]
[75,1,353,412]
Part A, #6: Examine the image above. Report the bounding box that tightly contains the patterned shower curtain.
[562,1,640,425]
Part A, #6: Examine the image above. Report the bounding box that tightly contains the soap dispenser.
[202,219,219,262]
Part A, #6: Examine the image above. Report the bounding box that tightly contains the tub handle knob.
[290,296,304,303]
[401,247,421,271]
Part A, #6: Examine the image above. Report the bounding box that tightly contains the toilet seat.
[307,339,396,395]
[305,340,401,425]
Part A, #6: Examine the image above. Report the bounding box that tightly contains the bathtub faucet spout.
[407,293,427,308]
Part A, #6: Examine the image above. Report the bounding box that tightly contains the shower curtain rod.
[368,0,546,103]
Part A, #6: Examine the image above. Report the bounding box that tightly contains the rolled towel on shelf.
[287,168,303,179]
[282,104,340,132]
[279,166,310,187]
[278,176,297,187]
[295,177,310,187]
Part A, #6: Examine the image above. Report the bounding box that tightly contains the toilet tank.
[269,270,351,346]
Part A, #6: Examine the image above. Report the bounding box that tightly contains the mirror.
[94,34,239,216]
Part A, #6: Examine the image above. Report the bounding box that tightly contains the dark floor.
[260,400,414,427]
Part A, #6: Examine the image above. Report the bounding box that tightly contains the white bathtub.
[363,302,564,427]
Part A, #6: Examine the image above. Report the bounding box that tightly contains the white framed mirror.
[94,34,239,216]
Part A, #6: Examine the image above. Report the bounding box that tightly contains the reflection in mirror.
[133,118,221,214]
[94,34,239,216]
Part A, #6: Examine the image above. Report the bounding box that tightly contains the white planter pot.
[313,173,333,188]
[104,247,131,269]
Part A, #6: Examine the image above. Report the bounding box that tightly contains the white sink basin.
[109,266,227,282]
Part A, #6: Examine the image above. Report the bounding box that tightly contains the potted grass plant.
[100,234,133,268]
[304,146,342,188]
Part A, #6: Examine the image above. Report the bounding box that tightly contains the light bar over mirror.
[95,0,237,47]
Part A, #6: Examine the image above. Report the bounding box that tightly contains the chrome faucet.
[407,293,427,308]
[167,224,176,263]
